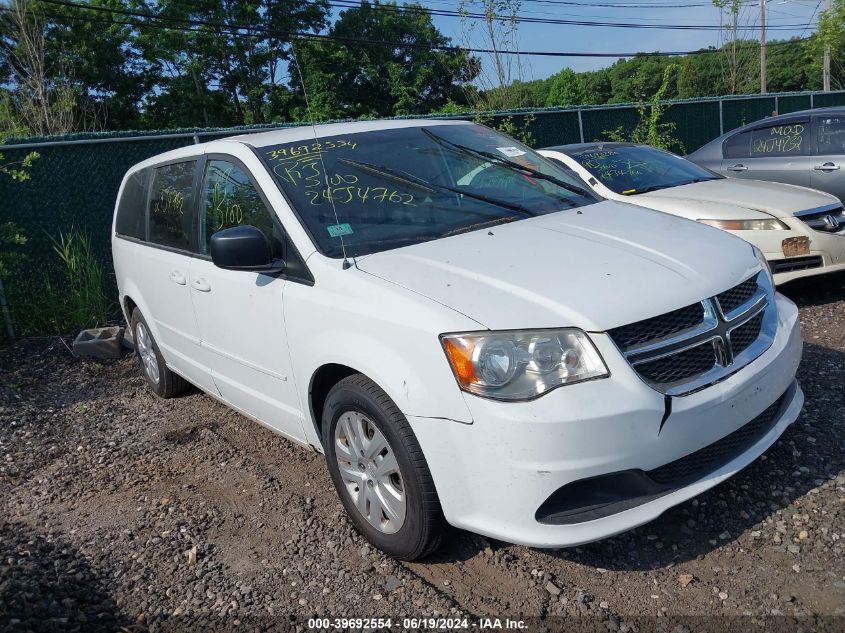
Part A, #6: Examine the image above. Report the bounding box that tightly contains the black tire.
[322,374,444,560]
[129,307,189,398]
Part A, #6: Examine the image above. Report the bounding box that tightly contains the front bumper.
[731,220,845,284]
[410,293,803,548]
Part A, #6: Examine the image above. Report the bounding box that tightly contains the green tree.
[137,0,330,127]
[545,68,587,107]
[810,1,845,90]
[291,1,477,120]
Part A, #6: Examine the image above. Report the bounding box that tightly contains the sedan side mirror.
[210,225,285,273]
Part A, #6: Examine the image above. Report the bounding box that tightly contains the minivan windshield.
[257,124,598,257]
[569,145,722,195]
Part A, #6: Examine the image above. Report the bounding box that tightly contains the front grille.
[609,273,775,396]
[608,302,704,351]
[648,392,785,485]
[636,341,716,384]
[770,255,823,274]
[717,274,759,315]
[730,310,764,356]
[797,205,845,234]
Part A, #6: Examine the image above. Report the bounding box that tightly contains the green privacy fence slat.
[778,94,812,114]
[722,97,778,132]
[3,89,845,311]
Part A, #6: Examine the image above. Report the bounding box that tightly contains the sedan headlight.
[698,218,788,231]
[440,329,608,401]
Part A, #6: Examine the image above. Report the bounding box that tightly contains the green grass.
[5,228,113,337]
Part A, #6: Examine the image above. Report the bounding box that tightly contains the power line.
[321,0,813,30]
[34,0,813,59]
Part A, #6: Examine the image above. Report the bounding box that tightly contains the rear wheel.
[323,374,444,560]
[130,308,189,398]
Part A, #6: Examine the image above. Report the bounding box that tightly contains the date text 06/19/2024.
[307,618,528,630]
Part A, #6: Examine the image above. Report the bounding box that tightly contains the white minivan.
[112,120,804,560]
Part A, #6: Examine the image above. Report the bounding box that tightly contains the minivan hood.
[356,201,759,332]
[635,178,839,218]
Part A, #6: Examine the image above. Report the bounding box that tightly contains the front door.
[188,156,306,442]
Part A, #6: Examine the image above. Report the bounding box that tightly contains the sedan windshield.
[569,145,722,195]
[257,124,598,257]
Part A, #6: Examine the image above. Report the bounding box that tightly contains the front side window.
[148,161,196,251]
[568,145,721,195]
[747,121,808,157]
[200,159,284,259]
[817,116,845,155]
[257,124,598,257]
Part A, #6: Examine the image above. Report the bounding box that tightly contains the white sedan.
[540,142,845,284]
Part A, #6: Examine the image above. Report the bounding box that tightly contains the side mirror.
[209,225,285,273]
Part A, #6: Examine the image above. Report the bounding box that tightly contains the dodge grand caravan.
[112,120,804,560]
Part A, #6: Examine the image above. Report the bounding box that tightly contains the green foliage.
[474,112,536,147]
[7,228,112,336]
[291,2,477,121]
[0,222,27,279]
[545,69,587,107]
[810,0,845,90]
[606,65,685,153]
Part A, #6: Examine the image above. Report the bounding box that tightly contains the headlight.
[698,218,788,231]
[440,329,609,401]
[752,244,775,287]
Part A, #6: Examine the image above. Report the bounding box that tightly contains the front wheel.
[322,374,444,560]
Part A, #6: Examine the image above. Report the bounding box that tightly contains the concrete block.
[73,326,125,359]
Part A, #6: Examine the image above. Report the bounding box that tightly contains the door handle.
[191,278,211,292]
[728,164,747,172]
[169,271,187,285]
[814,162,840,172]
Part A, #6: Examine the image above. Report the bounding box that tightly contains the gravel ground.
[1,273,844,633]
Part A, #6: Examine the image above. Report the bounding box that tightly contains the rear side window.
[148,161,197,251]
[817,116,845,154]
[115,168,149,240]
[748,121,807,157]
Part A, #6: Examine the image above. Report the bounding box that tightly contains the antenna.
[289,38,353,270]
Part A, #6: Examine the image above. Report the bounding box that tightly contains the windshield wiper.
[442,215,522,237]
[622,184,672,195]
[421,128,594,199]
[337,157,536,217]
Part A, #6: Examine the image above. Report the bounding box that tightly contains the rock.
[545,582,561,596]
[187,545,197,566]
[798,530,809,540]
[678,574,695,588]
[718,592,728,600]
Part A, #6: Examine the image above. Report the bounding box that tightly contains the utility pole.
[760,0,767,94]
[824,0,832,92]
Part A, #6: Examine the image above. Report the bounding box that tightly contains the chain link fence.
[1,89,844,337]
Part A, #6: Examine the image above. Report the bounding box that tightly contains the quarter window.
[115,168,149,240]
[817,116,845,155]
[200,159,283,258]
[148,161,197,251]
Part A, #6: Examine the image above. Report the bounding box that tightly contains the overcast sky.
[409,0,824,80]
